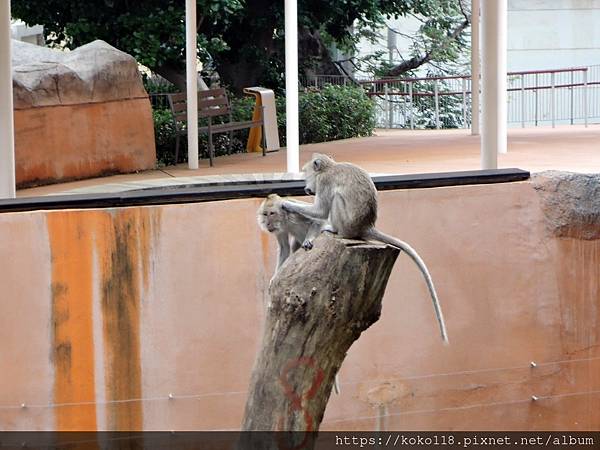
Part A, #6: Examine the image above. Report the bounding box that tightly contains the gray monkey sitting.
[257,193,325,272]
[282,153,449,343]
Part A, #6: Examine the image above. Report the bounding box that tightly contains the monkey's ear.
[313,158,323,172]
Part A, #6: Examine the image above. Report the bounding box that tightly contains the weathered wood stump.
[241,233,399,442]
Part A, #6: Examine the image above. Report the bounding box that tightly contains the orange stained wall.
[0,180,599,431]
[14,98,156,188]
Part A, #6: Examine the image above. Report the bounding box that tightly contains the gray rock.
[533,171,600,240]
[12,40,148,109]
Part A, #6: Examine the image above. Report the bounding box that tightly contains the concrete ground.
[18,124,600,197]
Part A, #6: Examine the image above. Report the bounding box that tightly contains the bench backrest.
[168,88,231,125]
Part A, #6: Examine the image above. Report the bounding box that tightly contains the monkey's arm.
[276,232,291,271]
[282,200,329,220]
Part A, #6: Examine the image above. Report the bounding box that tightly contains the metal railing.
[302,67,600,129]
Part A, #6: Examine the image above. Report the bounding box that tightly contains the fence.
[302,67,600,129]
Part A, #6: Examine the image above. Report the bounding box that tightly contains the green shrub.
[279,85,375,146]
[151,85,375,166]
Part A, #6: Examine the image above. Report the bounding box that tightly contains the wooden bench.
[168,88,266,166]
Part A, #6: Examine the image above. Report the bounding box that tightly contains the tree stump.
[241,233,399,442]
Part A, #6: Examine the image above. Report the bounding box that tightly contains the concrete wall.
[1,180,599,431]
[508,0,600,71]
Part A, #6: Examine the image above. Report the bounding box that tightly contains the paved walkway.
[18,124,600,197]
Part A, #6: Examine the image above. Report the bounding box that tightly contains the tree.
[242,233,399,439]
[11,0,471,94]
[379,0,471,77]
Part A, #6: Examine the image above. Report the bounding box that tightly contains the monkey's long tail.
[365,228,449,344]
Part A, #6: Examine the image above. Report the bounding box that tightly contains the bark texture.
[242,233,399,439]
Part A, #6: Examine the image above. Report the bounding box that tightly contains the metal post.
[409,82,414,129]
[185,0,199,169]
[471,0,481,135]
[462,77,467,128]
[402,83,407,128]
[584,69,589,128]
[481,0,507,169]
[384,82,392,128]
[551,72,556,128]
[285,0,300,173]
[570,71,574,125]
[0,0,16,198]
[520,74,526,128]
[434,80,440,129]
[534,73,539,127]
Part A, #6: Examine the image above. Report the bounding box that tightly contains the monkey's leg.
[276,233,291,272]
[291,237,302,253]
[329,194,355,238]
[301,218,329,250]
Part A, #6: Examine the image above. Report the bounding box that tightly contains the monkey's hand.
[302,239,313,251]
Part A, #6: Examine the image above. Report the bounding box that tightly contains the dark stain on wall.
[100,208,159,430]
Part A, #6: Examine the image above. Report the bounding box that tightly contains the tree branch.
[384,18,469,77]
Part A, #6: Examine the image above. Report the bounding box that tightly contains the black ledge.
[0,168,529,214]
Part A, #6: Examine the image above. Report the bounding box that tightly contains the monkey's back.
[329,162,377,237]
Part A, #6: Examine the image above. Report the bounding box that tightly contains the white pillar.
[285,0,300,173]
[186,0,199,169]
[0,1,16,198]
[481,0,507,170]
[471,0,480,136]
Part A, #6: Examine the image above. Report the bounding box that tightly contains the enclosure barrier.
[4,170,600,433]
[302,67,600,129]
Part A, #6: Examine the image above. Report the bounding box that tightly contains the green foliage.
[298,85,375,144]
[411,84,466,129]
[11,0,469,93]
[152,86,374,165]
[274,86,375,146]
[11,0,241,79]
[143,76,178,96]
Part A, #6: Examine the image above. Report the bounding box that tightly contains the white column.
[285,0,300,173]
[471,0,480,136]
[186,0,199,169]
[481,0,507,170]
[0,1,16,198]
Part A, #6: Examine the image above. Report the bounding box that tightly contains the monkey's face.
[302,153,333,195]
[302,164,317,196]
[257,199,284,233]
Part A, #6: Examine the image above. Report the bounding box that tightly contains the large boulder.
[12,39,148,109]
[12,40,156,187]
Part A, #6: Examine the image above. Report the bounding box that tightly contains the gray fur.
[282,153,449,344]
[257,194,324,272]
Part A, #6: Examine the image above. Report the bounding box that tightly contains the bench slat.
[199,87,226,99]
[172,102,187,113]
[173,112,187,122]
[200,106,230,118]
[170,92,187,103]
[198,97,229,109]
[200,120,263,133]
